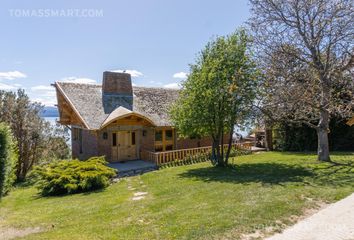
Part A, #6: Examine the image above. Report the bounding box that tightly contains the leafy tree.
[0,123,16,197]
[170,29,259,166]
[0,89,70,181]
[249,0,354,161]
[41,122,70,164]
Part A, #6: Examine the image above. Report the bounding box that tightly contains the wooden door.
[117,131,137,161]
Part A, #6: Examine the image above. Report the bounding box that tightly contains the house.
[54,71,217,162]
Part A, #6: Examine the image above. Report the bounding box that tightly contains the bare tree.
[249,0,354,161]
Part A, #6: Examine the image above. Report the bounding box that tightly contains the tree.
[0,89,70,181]
[249,0,354,161]
[41,122,70,163]
[170,29,259,166]
[0,123,16,197]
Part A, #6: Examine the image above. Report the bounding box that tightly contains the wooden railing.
[141,142,253,165]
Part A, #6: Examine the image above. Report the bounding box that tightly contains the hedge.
[0,123,16,198]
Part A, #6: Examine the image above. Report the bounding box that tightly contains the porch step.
[116,166,158,178]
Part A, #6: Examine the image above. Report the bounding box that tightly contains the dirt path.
[266,193,354,240]
[0,226,42,240]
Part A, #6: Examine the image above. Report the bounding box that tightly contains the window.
[102,132,108,139]
[165,130,173,141]
[131,132,136,145]
[154,129,174,152]
[112,133,117,146]
[155,130,163,141]
[79,129,83,154]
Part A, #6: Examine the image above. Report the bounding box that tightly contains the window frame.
[154,128,174,152]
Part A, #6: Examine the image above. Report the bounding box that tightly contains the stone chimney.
[102,71,133,96]
[102,71,133,113]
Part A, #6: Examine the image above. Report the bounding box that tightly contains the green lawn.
[1,152,354,240]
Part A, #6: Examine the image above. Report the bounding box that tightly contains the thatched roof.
[55,82,179,129]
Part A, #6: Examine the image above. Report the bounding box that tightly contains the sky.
[0,0,250,106]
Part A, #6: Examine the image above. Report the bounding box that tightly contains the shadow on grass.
[31,188,106,200]
[179,162,354,187]
[179,163,314,185]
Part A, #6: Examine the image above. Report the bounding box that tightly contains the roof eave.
[54,82,91,129]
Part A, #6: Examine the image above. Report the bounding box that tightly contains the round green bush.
[32,156,116,196]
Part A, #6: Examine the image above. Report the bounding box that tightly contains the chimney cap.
[102,71,133,95]
[104,70,130,76]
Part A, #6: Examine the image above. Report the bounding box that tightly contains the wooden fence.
[141,142,253,165]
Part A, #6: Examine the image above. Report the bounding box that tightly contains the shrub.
[32,156,116,196]
[0,123,16,198]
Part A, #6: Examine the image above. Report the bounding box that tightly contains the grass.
[0,152,354,239]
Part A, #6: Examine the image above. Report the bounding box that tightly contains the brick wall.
[71,126,231,161]
[102,71,132,95]
[140,127,155,151]
[176,134,230,149]
[72,128,99,160]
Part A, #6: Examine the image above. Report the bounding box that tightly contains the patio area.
[108,160,158,177]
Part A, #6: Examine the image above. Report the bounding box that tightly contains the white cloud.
[110,69,143,78]
[30,85,56,106]
[0,71,27,80]
[173,72,188,79]
[31,85,53,91]
[163,82,180,89]
[132,82,137,87]
[60,77,97,84]
[0,82,16,90]
[32,97,57,106]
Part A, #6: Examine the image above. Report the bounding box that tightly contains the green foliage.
[32,156,116,196]
[273,118,354,151]
[0,89,70,182]
[41,121,70,164]
[170,29,259,166]
[0,123,16,198]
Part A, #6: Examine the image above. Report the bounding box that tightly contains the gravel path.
[266,193,354,240]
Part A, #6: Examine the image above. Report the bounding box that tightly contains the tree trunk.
[265,128,273,151]
[317,127,330,162]
[317,110,331,162]
[211,139,217,165]
[225,128,234,165]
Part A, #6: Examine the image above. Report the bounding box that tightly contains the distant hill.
[40,106,59,117]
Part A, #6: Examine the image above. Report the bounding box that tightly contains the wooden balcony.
[141,142,253,166]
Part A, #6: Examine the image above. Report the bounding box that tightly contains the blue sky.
[0,0,250,106]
